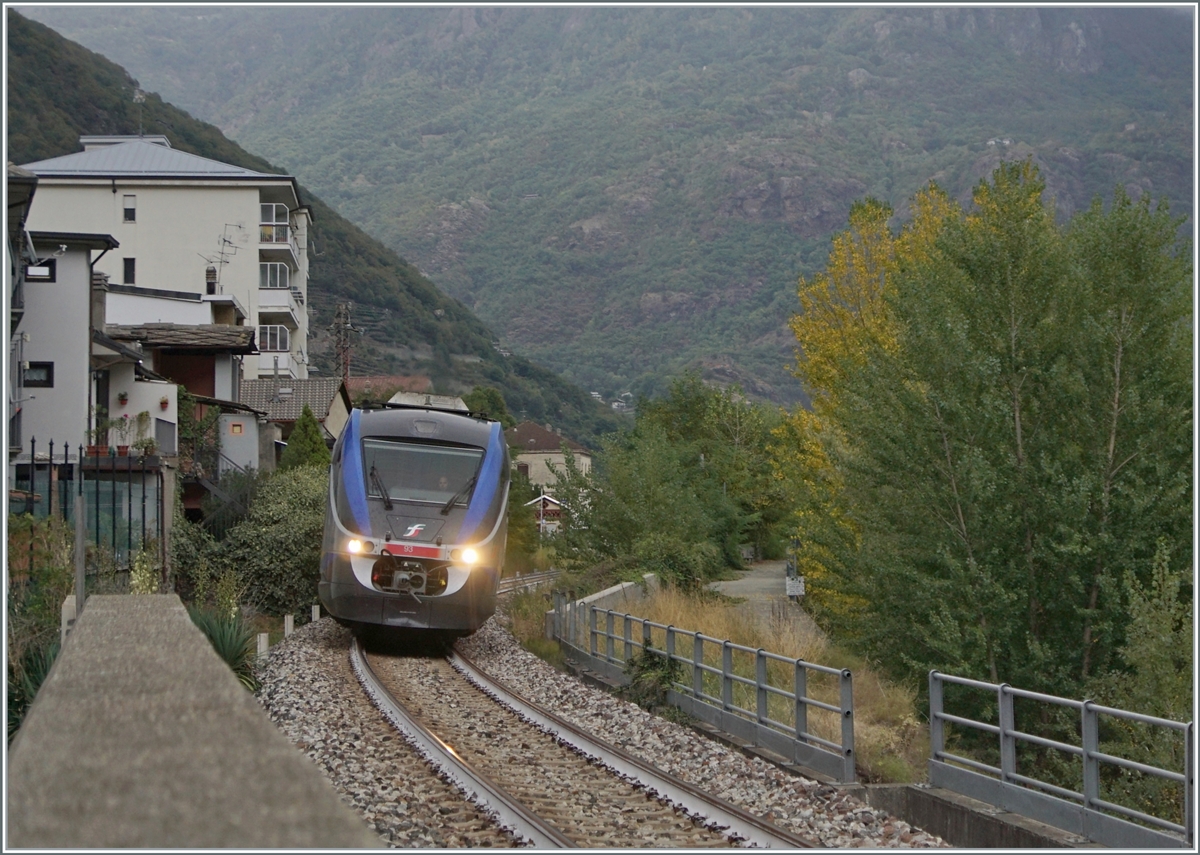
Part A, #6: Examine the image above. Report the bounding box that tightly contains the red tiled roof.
[506,421,587,453]
[344,375,432,398]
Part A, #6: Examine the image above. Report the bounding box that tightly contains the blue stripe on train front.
[458,421,503,543]
[342,409,372,535]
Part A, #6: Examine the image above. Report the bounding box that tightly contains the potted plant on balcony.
[86,407,109,456]
[117,391,129,407]
[159,396,170,411]
[112,413,133,456]
[132,411,154,456]
[132,436,158,457]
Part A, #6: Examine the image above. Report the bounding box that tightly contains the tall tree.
[790,163,1192,699]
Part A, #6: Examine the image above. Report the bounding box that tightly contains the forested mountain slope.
[18,6,1195,403]
[7,10,621,444]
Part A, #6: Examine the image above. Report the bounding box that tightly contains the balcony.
[256,351,295,378]
[257,286,301,329]
[258,224,299,268]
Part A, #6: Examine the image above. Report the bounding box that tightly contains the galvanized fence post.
[665,626,676,681]
[756,650,768,725]
[588,604,598,657]
[929,671,944,762]
[722,641,734,711]
[623,614,632,664]
[840,668,855,782]
[1186,722,1195,846]
[795,661,809,743]
[1081,700,1100,815]
[693,634,704,698]
[605,610,615,662]
[999,684,1016,785]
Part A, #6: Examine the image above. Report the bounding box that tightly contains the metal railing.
[9,437,165,570]
[930,670,1193,848]
[551,591,855,782]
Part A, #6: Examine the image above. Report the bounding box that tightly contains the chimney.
[206,265,217,295]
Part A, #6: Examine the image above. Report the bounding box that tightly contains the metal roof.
[20,139,285,180]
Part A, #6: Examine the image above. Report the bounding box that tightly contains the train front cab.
[319,407,509,635]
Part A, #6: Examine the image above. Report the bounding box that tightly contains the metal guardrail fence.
[929,670,1193,848]
[550,591,855,782]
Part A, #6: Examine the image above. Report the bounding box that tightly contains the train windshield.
[362,439,483,506]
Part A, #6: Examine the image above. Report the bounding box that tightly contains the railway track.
[354,637,816,848]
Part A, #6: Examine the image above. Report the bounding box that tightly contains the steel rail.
[450,649,819,849]
[350,638,576,848]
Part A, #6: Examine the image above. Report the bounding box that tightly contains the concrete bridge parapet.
[7,594,380,848]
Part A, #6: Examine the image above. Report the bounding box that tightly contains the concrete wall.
[107,289,210,325]
[545,573,659,639]
[516,450,592,492]
[107,362,176,452]
[7,595,380,848]
[219,412,260,473]
[27,181,309,379]
[19,244,92,448]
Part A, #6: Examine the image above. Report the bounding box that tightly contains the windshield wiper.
[440,474,477,515]
[369,464,394,510]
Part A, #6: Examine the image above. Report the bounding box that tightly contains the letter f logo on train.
[402,523,426,539]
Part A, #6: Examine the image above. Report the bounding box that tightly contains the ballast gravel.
[257,609,947,848]
[256,619,516,848]
[458,605,948,849]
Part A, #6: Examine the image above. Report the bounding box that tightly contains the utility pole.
[329,302,360,385]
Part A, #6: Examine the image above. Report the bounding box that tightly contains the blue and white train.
[319,400,510,638]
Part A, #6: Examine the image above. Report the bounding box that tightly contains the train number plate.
[382,543,440,559]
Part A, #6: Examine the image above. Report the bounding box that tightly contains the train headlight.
[348,539,374,554]
[460,547,480,566]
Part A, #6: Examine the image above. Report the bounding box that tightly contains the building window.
[259,262,290,289]
[123,258,136,285]
[260,203,290,243]
[123,195,136,222]
[25,259,56,282]
[23,362,54,388]
[517,462,529,478]
[258,325,290,352]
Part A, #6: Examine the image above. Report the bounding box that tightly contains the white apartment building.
[20,135,312,381]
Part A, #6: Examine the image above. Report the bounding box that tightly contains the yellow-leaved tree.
[774,187,957,626]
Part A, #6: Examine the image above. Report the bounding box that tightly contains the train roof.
[354,403,498,448]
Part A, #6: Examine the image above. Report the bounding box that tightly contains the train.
[318,396,510,638]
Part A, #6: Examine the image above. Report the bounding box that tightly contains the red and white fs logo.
[401,523,426,539]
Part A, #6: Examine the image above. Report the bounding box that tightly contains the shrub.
[220,465,328,616]
[7,514,73,743]
[129,549,159,594]
[188,606,258,691]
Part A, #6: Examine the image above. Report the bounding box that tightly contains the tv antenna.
[197,224,243,290]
